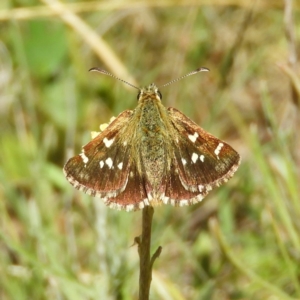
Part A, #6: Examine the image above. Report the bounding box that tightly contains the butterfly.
[63,68,240,211]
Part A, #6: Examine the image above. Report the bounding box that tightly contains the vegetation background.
[1,0,300,299]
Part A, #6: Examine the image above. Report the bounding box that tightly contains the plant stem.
[137,206,162,300]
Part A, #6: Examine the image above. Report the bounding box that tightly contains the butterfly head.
[137,83,162,102]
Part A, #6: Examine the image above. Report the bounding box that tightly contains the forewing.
[163,107,240,206]
[64,110,137,206]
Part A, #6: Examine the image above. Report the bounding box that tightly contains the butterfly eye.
[157,90,162,100]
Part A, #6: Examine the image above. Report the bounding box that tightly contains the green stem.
[137,206,162,300]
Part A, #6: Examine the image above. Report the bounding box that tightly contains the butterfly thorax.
[132,84,171,200]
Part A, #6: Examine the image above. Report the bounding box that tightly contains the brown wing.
[64,110,148,211]
[159,107,240,207]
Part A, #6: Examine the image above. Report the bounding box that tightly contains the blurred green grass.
[1,1,300,299]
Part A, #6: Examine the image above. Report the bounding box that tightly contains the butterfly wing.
[64,103,240,211]
[64,110,149,211]
[161,107,240,206]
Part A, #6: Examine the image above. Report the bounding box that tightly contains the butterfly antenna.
[160,67,209,88]
[89,67,140,90]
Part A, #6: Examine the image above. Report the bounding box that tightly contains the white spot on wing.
[162,196,169,204]
[192,153,198,163]
[200,155,205,162]
[79,152,89,164]
[179,200,188,206]
[100,160,104,168]
[188,132,199,143]
[123,141,127,146]
[118,162,123,170]
[192,198,198,204]
[103,137,115,148]
[105,157,113,169]
[197,194,204,202]
[214,142,224,158]
[85,189,92,195]
[126,204,134,212]
[181,158,187,165]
